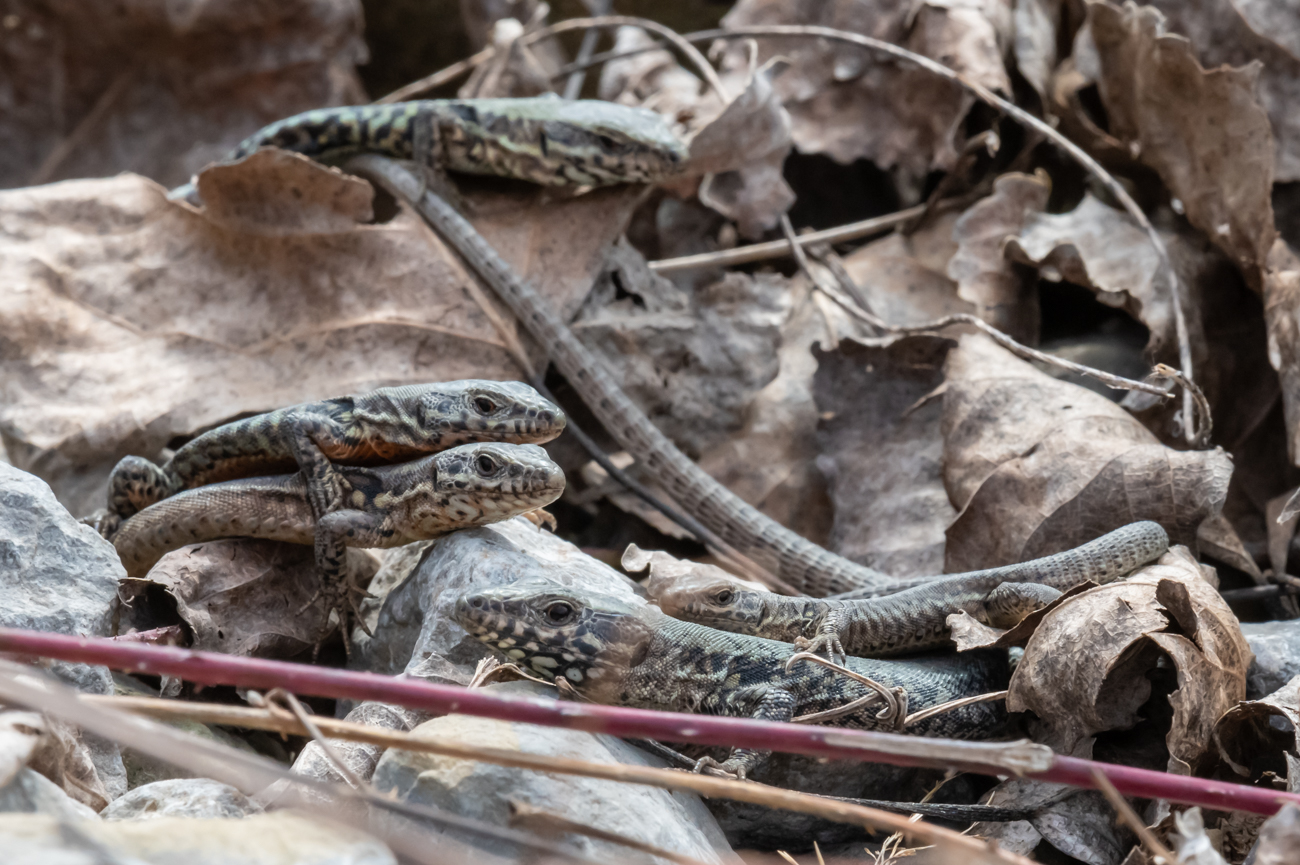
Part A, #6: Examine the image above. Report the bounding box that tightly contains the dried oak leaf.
[1144,0,1300,183]
[941,333,1233,570]
[117,539,378,659]
[1013,0,1062,101]
[812,335,957,579]
[1,0,365,189]
[1005,192,1170,354]
[1010,546,1250,772]
[1088,1,1277,289]
[948,172,1050,343]
[841,209,977,323]
[0,157,641,515]
[720,0,1012,181]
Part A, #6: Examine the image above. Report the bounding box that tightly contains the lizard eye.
[474,397,496,414]
[475,454,497,475]
[714,589,734,605]
[545,602,573,623]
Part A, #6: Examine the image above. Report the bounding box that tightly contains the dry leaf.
[1252,804,1300,865]
[811,335,956,578]
[1009,546,1251,772]
[598,26,703,117]
[1214,673,1300,784]
[117,539,378,658]
[721,0,1012,184]
[841,209,977,324]
[1145,0,1300,183]
[0,157,640,515]
[1005,192,1169,353]
[696,276,837,547]
[1014,0,1062,101]
[1088,1,1277,289]
[948,172,1051,343]
[941,334,1233,570]
[690,59,796,239]
[0,0,365,189]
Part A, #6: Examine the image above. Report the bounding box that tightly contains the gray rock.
[1243,621,1300,699]
[357,516,644,682]
[0,768,100,820]
[372,681,735,864]
[285,702,425,790]
[0,462,121,636]
[100,778,262,821]
[0,812,395,865]
[0,464,127,802]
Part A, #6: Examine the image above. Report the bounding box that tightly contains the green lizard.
[169,97,687,200]
[96,380,564,538]
[115,442,565,653]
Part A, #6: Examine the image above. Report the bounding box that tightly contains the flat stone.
[101,778,262,821]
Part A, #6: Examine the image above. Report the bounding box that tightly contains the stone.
[1243,620,1300,700]
[101,778,262,821]
[371,681,735,864]
[0,768,100,820]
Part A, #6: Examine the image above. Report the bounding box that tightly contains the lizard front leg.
[307,509,392,656]
[98,455,184,537]
[286,410,359,520]
[692,689,796,780]
[794,606,849,665]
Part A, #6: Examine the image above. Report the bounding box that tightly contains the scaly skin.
[648,522,1170,660]
[98,380,564,537]
[115,442,565,651]
[454,580,1008,779]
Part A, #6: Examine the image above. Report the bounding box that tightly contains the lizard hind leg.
[979,582,1063,629]
[108,456,179,521]
[302,509,388,660]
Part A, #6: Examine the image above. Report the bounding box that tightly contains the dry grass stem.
[87,693,1037,864]
[1091,767,1176,864]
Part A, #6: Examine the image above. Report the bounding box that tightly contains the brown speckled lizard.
[648,522,1169,661]
[115,442,565,653]
[96,380,564,539]
[454,579,1008,779]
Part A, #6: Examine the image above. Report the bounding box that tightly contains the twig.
[518,16,727,101]
[650,203,930,272]
[562,0,612,101]
[785,651,907,728]
[5,627,1298,817]
[375,47,495,104]
[86,693,1034,862]
[1153,363,1213,448]
[255,688,367,789]
[812,265,1174,398]
[903,691,1009,728]
[1091,767,1176,865]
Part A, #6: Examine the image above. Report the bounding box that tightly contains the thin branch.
[517,16,727,101]
[650,204,929,273]
[6,628,1298,817]
[375,47,495,104]
[811,255,1173,398]
[88,693,1032,862]
[1091,767,1176,864]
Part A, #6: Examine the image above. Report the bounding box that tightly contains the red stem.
[2,627,1293,816]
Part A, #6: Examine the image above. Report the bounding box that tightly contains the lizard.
[189,96,1165,600]
[169,97,689,202]
[647,521,1170,661]
[115,442,565,650]
[453,579,1009,780]
[94,380,565,539]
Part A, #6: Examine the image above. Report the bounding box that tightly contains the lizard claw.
[691,756,744,781]
[794,632,848,667]
[301,577,374,662]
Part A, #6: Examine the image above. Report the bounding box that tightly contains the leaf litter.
[7,0,1300,862]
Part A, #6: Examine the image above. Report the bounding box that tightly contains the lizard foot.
[690,756,745,781]
[82,509,121,541]
[300,579,376,661]
[794,631,847,666]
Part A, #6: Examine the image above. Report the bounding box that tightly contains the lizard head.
[454,579,657,696]
[647,570,776,637]
[413,380,567,446]
[427,442,566,526]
